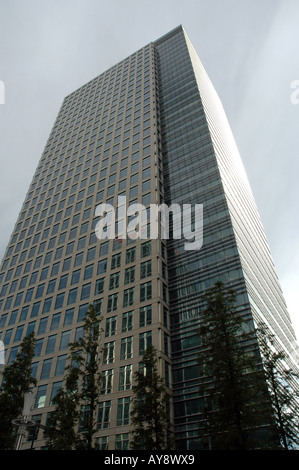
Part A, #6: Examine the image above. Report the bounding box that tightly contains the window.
[94,298,102,316]
[123,287,134,307]
[35,385,47,408]
[59,274,68,290]
[163,283,168,302]
[103,341,115,364]
[75,252,83,267]
[64,308,74,326]
[162,262,167,280]
[129,185,138,198]
[140,305,152,327]
[47,279,56,294]
[125,247,135,264]
[34,338,43,357]
[84,264,93,280]
[81,283,91,300]
[140,260,151,279]
[100,369,113,395]
[100,241,109,256]
[35,284,45,298]
[95,278,105,295]
[124,266,135,284]
[14,325,24,342]
[51,262,60,276]
[26,321,36,336]
[111,252,121,269]
[25,288,34,302]
[68,288,77,305]
[60,330,71,350]
[55,293,64,309]
[122,311,133,332]
[115,433,129,450]
[66,241,74,255]
[142,179,151,192]
[96,436,108,450]
[38,317,48,335]
[7,346,17,364]
[141,241,151,257]
[71,269,81,285]
[98,258,107,274]
[107,293,118,312]
[29,272,38,285]
[97,400,111,429]
[164,332,170,356]
[40,267,49,281]
[117,397,130,426]
[78,303,88,322]
[40,358,52,380]
[50,381,62,405]
[109,272,119,290]
[139,331,152,355]
[0,314,7,329]
[107,184,115,196]
[46,334,56,354]
[50,313,61,330]
[140,281,152,302]
[75,326,84,342]
[77,237,86,250]
[119,365,132,391]
[120,336,133,360]
[55,355,67,376]
[87,246,96,261]
[105,316,117,337]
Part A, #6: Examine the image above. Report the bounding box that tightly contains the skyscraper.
[0,26,298,450]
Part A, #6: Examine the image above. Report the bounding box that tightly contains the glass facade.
[0,26,298,450]
[154,27,299,448]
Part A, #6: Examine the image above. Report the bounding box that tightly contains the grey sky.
[0,0,298,339]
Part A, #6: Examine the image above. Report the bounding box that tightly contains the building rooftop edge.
[153,25,184,46]
[63,25,185,102]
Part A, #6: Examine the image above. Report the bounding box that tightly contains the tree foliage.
[197,281,274,450]
[130,345,174,450]
[0,332,36,450]
[256,323,299,449]
[46,304,102,450]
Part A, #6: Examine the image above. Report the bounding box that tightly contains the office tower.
[0,26,298,450]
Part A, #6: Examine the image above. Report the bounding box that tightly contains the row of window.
[5,162,153,273]
[60,48,151,128]
[102,331,152,364]
[0,241,152,313]
[27,414,129,450]
[33,352,142,390]
[0,279,153,329]
[37,47,152,169]
[24,140,152,227]
[0,303,152,343]
[29,98,152,210]
[1,303,158,366]
[95,433,129,450]
[35,382,132,429]
[1,238,151,287]
[1,257,151,310]
[104,306,151,337]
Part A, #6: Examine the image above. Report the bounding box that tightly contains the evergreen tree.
[46,304,102,450]
[256,323,299,449]
[45,365,81,450]
[197,281,273,450]
[130,345,174,450]
[0,332,36,450]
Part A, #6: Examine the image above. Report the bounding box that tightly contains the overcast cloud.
[0,0,298,338]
